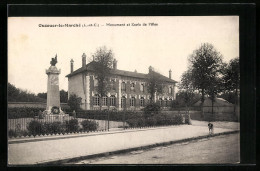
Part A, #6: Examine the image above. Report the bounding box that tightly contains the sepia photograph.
[8,16,241,165]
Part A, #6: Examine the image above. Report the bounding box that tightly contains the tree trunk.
[200,89,205,118]
[211,97,214,115]
[151,91,155,103]
[99,97,102,110]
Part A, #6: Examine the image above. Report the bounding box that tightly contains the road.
[71,133,240,164]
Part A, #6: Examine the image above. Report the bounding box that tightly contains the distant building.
[193,97,239,121]
[66,53,177,110]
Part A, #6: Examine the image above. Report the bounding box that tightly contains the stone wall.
[203,112,238,122]
[186,109,239,122]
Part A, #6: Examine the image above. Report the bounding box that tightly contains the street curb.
[34,130,239,165]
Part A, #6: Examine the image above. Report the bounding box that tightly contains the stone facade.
[66,54,177,111]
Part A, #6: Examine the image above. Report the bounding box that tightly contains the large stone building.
[66,53,177,110]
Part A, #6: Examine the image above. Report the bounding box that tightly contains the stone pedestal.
[44,113,70,122]
[45,66,62,114]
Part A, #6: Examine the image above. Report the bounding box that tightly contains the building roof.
[66,61,177,83]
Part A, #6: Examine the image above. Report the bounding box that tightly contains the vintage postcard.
[8,16,240,165]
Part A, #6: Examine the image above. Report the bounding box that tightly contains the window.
[140,84,144,92]
[121,96,126,108]
[130,97,135,107]
[140,97,145,107]
[110,95,116,106]
[121,82,126,91]
[169,87,172,94]
[159,98,163,106]
[130,83,135,91]
[111,80,116,90]
[102,96,108,106]
[94,94,100,106]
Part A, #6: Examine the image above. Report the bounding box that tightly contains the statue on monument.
[43,54,69,120]
[50,54,58,66]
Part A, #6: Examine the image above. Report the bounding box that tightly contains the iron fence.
[8,110,190,139]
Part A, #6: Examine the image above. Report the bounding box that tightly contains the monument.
[43,55,69,119]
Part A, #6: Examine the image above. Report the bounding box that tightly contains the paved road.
[8,125,237,165]
[72,133,240,164]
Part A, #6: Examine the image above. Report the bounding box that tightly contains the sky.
[8,16,239,94]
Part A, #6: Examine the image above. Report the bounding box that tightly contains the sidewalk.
[8,124,239,165]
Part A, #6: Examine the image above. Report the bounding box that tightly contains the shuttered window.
[140,97,145,107]
[130,97,135,107]
[94,95,99,106]
[102,96,108,106]
[121,96,126,108]
[110,95,116,106]
[121,82,126,91]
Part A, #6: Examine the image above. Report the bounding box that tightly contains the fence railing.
[8,110,190,139]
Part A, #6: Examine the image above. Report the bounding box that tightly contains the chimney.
[70,59,74,73]
[148,66,153,73]
[113,59,117,69]
[82,53,86,68]
[169,69,172,79]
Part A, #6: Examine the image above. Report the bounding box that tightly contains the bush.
[65,119,79,132]
[27,120,44,136]
[126,118,146,127]
[75,110,143,122]
[8,129,29,138]
[154,114,166,126]
[144,103,161,117]
[145,117,157,126]
[126,118,138,127]
[171,114,184,125]
[137,118,146,127]
[8,129,17,138]
[8,107,46,119]
[43,122,66,135]
[81,120,98,132]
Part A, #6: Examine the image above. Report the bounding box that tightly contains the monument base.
[43,113,70,122]
[42,108,71,122]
